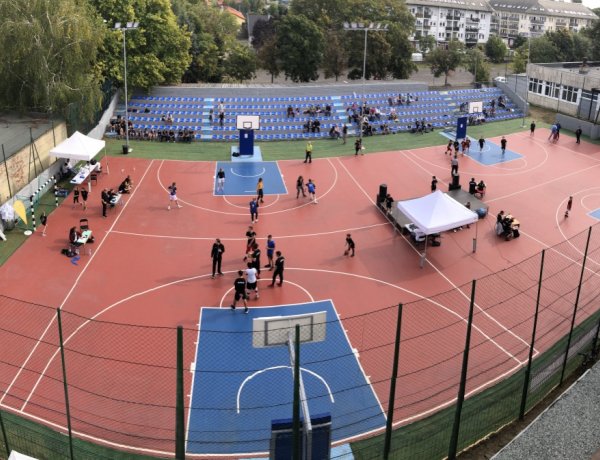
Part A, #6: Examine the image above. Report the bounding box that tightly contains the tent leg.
[472,221,479,253]
[420,236,428,268]
[104,147,110,175]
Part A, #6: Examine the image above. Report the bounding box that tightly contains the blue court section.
[440,131,522,165]
[186,301,386,455]
[214,161,287,196]
[588,208,600,221]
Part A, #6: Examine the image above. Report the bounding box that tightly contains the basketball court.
[0,126,599,456]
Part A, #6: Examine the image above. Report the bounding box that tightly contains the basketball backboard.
[236,115,261,130]
[469,101,483,114]
[253,311,327,348]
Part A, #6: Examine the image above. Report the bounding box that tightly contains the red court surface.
[1,128,600,456]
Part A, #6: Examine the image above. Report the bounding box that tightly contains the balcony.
[466,16,480,24]
[466,25,479,32]
[530,17,545,24]
[445,26,460,31]
[465,34,478,43]
[556,20,568,27]
[446,14,462,20]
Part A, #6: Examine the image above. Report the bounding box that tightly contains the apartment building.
[406,0,494,47]
[406,0,597,48]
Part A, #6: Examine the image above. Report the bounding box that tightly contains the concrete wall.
[87,91,119,140]
[0,122,67,203]
[556,114,600,140]
[497,75,528,115]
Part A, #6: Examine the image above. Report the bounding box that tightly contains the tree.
[251,18,276,49]
[512,35,527,49]
[387,24,417,79]
[290,0,350,28]
[464,48,490,83]
[0,0,105,122]
[512,44,528,74]
[419,35,437,55]
[224,44,257,82]
[322,30,347,81]
[257,35,280,83]
[347,30,391,80]
[585,17,600,60]
[545,28,574,62]
[485,35,507,64]
[92,0,191,90]
[529,36,559,63]
[572,32,592,61]
[277,15,324,82]
[426,40,464,86]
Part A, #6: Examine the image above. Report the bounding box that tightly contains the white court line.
[185,308,204,454]
[236,366,334,413]
[156,157,339,216]
[335,156,533,362]
[222,194,281,209]
[229,167,266,178]
[110,222,388,241]
[17,160,156,412]
[218,279,314,307]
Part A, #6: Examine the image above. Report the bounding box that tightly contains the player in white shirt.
[245,263,259,299]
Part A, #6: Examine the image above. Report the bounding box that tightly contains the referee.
[230,270,249,313]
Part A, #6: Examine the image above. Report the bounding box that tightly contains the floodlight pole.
[114,22,140,151]
[521,30,531,128]
[343,23,388,141]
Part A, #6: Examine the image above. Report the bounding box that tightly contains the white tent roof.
[49,131,105,161]
[397,190,479,234]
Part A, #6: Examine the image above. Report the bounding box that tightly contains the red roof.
[225,6,245,22]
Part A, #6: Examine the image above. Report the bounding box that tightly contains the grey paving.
[493,361,600,460]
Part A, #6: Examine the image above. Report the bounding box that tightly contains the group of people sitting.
[468,178,487,199]
[161,113,174,124]
[287,104,332,118]
[410,119,434,134]
[387,93,418,106]
[118,176,133,194]
[495,210,520,240]
[303,119,321,133]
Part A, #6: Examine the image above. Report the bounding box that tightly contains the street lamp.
[343,22,388,140]
[114,21,139,153]
[521,29,531,128]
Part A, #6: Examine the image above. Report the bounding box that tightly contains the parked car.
[493,76,507,85]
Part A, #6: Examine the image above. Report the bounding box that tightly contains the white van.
[411,53,424,62]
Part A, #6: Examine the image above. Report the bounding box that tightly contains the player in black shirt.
[344,234,355,257]
[231,271,248,313]
[210,239,225,278]
[270,251,285,286]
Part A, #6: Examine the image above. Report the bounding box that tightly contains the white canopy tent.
[49,131,109,174]
[397,190,480,266]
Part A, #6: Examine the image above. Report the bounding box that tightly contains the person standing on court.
[167,182,182,210]
[530,120,536,136]
[344,234,355,257]
[245,263,259,299]
[304,140,313,163]
[500,136,507,155]
[555,121,562,140]
[210,238,225,279]
[216,168,225,193]
[265,234,276,270]
[256,177,264,204]
[306,179,317,203]
[565,196,573,218]
[575,127,583,144]
[250,242,262,277]
[40,211,48,236]
[101,188,110,218]
[342,124,348,144]
[478,137,485,152]
[354,138,362,156]
[81,188,89,211]
[245,226,256,255]
[231,270,249,313]
[249,198,259,224]
[73,186,80,209]
[468,178,477,195]
[270,251,285,286]
[296,176,306,198]
[451,155,459,175]
[431,176,438,192]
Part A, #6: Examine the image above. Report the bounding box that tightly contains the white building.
[406,0,494,48]
[406,0,597,48]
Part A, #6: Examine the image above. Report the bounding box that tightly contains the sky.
[582,0,600,9]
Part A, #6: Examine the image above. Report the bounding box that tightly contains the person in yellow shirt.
[304,141,313,163]
[256,177,264,204]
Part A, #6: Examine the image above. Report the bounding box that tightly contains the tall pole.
[521,31,531,127]
[362,28,368,141]
[122,29,130,149]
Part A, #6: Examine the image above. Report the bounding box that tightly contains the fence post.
[29,195,36,231]
[448,280,477,460]
[175,326,185,459]
[1,146,11,198]
[519,249,545,420]
[56,309,74,459]
[560,226,592,384]
[577,77,586,119]
[0,408,10,457]
[590,314,600,357]
[383,304,403,460]
[53,176,58,207]
[292,324,301,460]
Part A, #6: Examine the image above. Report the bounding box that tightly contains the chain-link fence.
[1,225,600,459]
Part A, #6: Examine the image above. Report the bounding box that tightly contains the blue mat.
[186,301,386,455]
[588,209,600,221]
[440,131,522,165]
[214,161,287,196]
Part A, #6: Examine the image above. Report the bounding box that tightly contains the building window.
[561,85,579,103]
[529,78,541,93]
